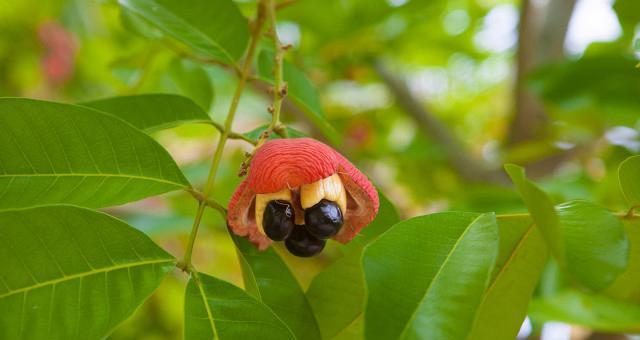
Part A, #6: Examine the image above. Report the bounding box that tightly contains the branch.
[507,0,577,145]
[238,0,289,177]
[208,121,257,145]
[181,0,269,269]
[373,59,508,184]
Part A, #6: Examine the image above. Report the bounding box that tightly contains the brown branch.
[507,0,577,146]
[373,59,508,184]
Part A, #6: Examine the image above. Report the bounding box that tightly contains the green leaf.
[0,98,189,210]
[231,234,321,340]
[0,205,175,340]
[505,164,564,262]
[184,272,295,340]
[606,218,640,303]
[556,200,629,291]
[468,216,548,340]
[529,290,640,333]
[306,195,399,339]
[169,59,214,111]
[363,212,499,340]
[119,0,250,64]
[120,8,164,40]
[618,155,640,207]
[257,50,341,145]
[530,56,640,110]
[81,94,212,133]
[243,124,308,141]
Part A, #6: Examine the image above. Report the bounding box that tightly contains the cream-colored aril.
[254,174,348,236]
[255,188,292,235]
[300,173,347,216]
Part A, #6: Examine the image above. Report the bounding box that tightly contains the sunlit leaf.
[184,272,295,340]
[0,205,175,340]
[618,155,640,207]
[119,0,250,64]
[81,94,212,133]
[363,212,499,340]
[605,218,640,303]
[468,216,547,340]
[556,200,629,291]
[231,234,321,340]
[505,164,564,262]
[0,98,189,210]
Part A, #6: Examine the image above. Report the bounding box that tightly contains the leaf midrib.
[0,173,187,187]
[0,258,174,299]
[482,222,536,298]
[398,214,487,339]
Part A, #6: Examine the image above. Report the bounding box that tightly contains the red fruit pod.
[227,138,379,250]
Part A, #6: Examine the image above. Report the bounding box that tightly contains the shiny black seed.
[263,200,295,241]
[304,199,343,239]
[284,225,326,257]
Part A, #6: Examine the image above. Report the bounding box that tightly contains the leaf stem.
[208,121,257,145]
[180,1,269,271]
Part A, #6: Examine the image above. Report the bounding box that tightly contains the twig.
[208,121,257,145]
[181,0,269,269]
[238,0,289,177]
[186,188,228,217]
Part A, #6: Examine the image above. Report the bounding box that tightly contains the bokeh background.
[0,0,639,339]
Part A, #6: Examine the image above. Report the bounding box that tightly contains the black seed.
[263,200,295,241]
[285,225,326,257]
[304,199,343,239]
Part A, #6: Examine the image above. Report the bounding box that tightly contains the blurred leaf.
[529,290,640,333]
[363,212,499,340]
[306,195,399,338]
[120,8,163,40]
[184,272,295,340]
[82,93,211,132]
[243,124,307,141]
[613,0,640,34]
[0,205,175,339]
[468,216,547,340]
[505,164,564,263]
[230,234,321,340]
[118,0,249,64]
[0,98,189,210]
[530,56,640,110]
[556,200,629,291]
[618,155,640,207]
[605,218,640,303]
[169,59,214,111]
[257,50,341,145]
